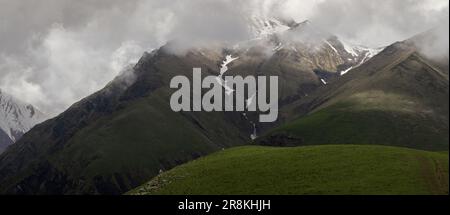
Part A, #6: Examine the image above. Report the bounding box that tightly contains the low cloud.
[306,0,449,47]
[412,8,449,60]
[0,0,448,115]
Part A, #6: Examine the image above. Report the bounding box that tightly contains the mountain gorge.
[0,17,447,195]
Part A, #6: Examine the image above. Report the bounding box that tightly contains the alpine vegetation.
[170,68,279,122]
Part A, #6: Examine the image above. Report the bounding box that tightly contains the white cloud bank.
[0,0,448,115]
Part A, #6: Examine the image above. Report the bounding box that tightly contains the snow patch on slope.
[342,40,384,60]
[246,93,256,107]
[325,41,338,54]
[250,122,257,140]
[342,40,359,57]
[340,66,353,76]
[216,55,239,95]
[339,40,384,75]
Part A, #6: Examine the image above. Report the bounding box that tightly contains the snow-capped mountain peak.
[248,16,293,38]
[241,17,384,78]
[0,89,47,146]
[338,40,384,75]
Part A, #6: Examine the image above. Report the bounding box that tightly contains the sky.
[0,0,448,116]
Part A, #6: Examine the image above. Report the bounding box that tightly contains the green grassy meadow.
[128,145,449,195]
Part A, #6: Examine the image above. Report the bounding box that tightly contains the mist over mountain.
[0,0,447,115]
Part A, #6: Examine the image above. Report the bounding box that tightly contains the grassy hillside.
[48,88,249,194]
[128,145,449,195]
[259,96,449,150]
